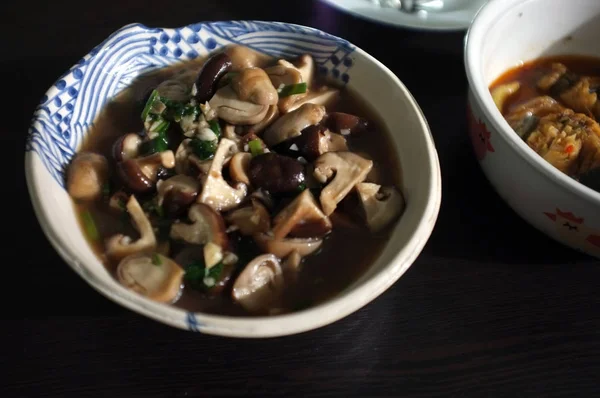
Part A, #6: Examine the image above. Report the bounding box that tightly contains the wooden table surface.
[6,0,600,396]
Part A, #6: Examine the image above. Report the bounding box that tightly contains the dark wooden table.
[6,1,600,396]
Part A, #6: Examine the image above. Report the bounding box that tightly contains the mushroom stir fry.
[490,57,600,192]
[66,45,405,315]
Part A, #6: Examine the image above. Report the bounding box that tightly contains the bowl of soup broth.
[465,0,600,259]
[25,21,441,337]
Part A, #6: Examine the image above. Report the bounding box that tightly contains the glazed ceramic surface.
[465,0,600,259]
[321,0,489,31]
[25,21,441,337]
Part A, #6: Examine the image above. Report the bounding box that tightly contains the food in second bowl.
[490,55,600,192]
[65,45,406,316]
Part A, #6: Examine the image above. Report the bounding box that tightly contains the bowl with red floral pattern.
[465,0,600,259]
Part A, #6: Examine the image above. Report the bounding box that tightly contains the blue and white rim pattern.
[26,21,356,190]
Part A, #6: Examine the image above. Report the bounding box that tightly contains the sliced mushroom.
[356,183,405,232]
[286,86,340,113]
[246,105,279,135]
[116,252,184,303]
[294,54,314,88]
[249,152,305,194]
[170,203,228,247]
[263,103,327,147]
[156,175,201,217]
[116,150,175,193]
[291,125,348,161]
[265,60,306,113]
[67,152,109,202]
[232,254,284,314]
[189,155,214,178]
[106,195,157,261]
[112,133,142,162]
[229,152,252,185]
[225,199,271,236]
[195,52,233,103]
[208,85,269,125]
[220,123,243,151]
[313,152,373,215]
[353,151,381,184]
[175,139,193,175]
[325,112,371,136]
[282,250,302,281]
[231,67,278,106]
[156,79,192,103]
[197,138,248,211]
[156,240,171,257]
[254,232,323,258]
[249,188,274,210]
[224,44,273,71]
[272,190,332,239]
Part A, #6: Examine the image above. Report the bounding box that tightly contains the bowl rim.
[25,20,442,338]
[464,0,600,205]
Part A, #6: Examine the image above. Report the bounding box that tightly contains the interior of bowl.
[25,21,440,337]
[466,0,600,201]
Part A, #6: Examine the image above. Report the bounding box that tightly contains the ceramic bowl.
[25,21,441,337]
[465,0,600,259]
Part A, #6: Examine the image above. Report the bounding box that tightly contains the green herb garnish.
[184,260,224,290]
[278,82,307,97]
[147,117,170,135]
[248,139,263,157]
[139,129,169,155]
[297,182,306,192]
[141,90,160,121]
[190,138,218,160]
[81,210,99,241]
[208,119,222,138]
[151,253,162,265]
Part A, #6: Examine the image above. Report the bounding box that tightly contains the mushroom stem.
[106,195,157,261]
[313,152,373,216]
[232,254,284,314]
[116,252,184,303]
[197,138,248,211]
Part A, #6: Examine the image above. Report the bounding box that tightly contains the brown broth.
[490,54,600,115]
[72,54,402,316]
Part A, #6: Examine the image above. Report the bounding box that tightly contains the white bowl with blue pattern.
[25,21,441,337]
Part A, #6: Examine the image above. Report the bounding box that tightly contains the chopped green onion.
[190,138,218,160]
[185,260,224,290]
[297,182,306,192]
[208,119,222,138]
[139,130,169,155]
[278,82,307,97]
[183,105,199,117]
[248,139,264,157]
[147,117,170,135]
[151,253,162,266]
[81,210,99,241]
[141,90,160,121]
